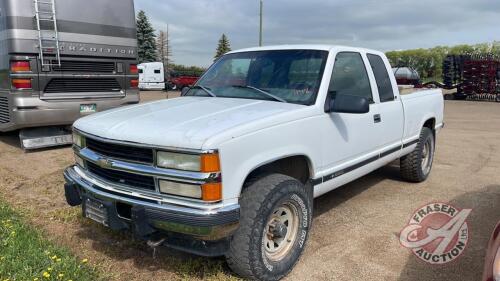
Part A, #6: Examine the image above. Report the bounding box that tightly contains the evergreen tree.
[214,34,231,61]
[136,10,157,63]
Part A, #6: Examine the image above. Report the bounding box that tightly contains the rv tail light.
[12,79,32,90]
[10,61,31,72]
[130,64,138,74]
[130,79,139,88]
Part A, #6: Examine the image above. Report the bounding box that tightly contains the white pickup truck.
[64,45,444,281]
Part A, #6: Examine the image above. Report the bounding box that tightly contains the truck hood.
[74,97,304,149]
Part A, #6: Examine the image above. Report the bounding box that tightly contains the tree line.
[386,42,500,80]
[136,10,231,73]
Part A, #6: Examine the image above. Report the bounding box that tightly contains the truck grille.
[45,78,121,93]
[0,97,9,124]
[87,161,156,191]
[86,137,154,164]
[52,61,116,73]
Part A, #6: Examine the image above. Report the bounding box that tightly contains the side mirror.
[181,86,191,96]
[329,94,370,114]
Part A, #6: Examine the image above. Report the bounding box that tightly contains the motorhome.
[0,0,139,149]
[138,62,166,90]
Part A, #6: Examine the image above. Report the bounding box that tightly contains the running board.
[19,126,72,150]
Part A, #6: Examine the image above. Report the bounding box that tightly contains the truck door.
[366,54,404,153]
[320,52,381,178]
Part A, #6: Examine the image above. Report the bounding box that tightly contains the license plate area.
[84,198,109,226]
[80,104,96,114]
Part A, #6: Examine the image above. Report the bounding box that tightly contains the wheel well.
[423,118,436,133]
[244,156,312,186]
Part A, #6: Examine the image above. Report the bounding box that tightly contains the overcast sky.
[135,0,500,67]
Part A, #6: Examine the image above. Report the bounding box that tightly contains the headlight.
[72,131,84,148]
[156,151,220,172]
[159,180,202,199]
[157,151,201,171]
[75,154,85,168]
[158,180,222,201]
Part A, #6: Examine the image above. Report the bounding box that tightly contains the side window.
[154,69,161,74]
[138,69,144,74]
[367,54,395,102]
[328,52,372,100]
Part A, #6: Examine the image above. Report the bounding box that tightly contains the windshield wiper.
[231,85,287,103]
[191,85,217,97]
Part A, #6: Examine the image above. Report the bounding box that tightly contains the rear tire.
[400,127,435,183]
[226,174,312,281]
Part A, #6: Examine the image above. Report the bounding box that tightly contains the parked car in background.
[64,45,444,281]
[483,221,500,281]
[168,71,201,91]
[0,0,139,149]
[138,62,166,90]
[393,67,421,86]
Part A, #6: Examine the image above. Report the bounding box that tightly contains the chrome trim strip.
[74,128,217,154]
[76,147,221,183]
[69,166,235,213]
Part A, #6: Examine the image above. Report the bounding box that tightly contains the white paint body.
[138,62,165,90]
[74,45,444,206]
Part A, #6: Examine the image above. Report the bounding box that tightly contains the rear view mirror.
[181,87,191,96]
[329,94,370,114]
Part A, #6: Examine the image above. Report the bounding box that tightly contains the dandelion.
[81,258,88,264]
[34,278,39,281]
[51,255,58,260]
[56,258,62,262]
[43,271,50,278]
[58,273,64,279]
[47,267,53,271]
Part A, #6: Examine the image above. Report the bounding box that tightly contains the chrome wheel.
[421,138,433,175]
[263,201,300,261]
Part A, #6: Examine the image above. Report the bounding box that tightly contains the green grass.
[0,199,102,281]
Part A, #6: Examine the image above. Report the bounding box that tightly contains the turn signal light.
[131,79,139,88]
[130,64,138,74]
[10,61,31,72]
[201,153,221,173]
[202,182,222,201]
[12,79,32,90]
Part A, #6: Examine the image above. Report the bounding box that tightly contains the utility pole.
[259,0,263,46]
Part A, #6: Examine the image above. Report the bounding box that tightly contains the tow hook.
[147,236,166,259]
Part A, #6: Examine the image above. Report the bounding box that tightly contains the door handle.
[374,114,382,123]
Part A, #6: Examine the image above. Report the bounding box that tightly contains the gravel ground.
[0,92,498,280]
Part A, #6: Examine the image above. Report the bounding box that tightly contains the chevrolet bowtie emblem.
[96,158,113,169]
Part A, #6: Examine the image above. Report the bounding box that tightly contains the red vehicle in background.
[168,70,202,91]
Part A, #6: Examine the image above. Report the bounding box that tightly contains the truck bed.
[398,86,432,95]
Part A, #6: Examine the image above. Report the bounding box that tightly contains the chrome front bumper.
[63,165,240,241]
[0,91,140,132]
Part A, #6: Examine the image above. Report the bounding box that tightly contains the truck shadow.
[397,185,500,281]
[72,164,403,279]
[0,131,22,149]
[313,163,402,219]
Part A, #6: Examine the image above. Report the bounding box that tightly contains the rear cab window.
[367,54,395,102]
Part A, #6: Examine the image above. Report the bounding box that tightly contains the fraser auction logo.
[399,202,472,264]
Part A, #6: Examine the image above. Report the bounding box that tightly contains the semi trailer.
[0,0,140,149]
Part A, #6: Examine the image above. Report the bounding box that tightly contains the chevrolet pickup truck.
[64,45,444,281]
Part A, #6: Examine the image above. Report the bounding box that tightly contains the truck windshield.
[186,50,329,105]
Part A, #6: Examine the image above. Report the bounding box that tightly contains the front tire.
[226,174,312,281]
[400,127,435,182]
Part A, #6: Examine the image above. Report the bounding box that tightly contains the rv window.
[139,69,144,74]
[154,69,161,74]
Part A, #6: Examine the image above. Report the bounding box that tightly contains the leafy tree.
[386,41,500,81]
[214,34,232,61]
[136,10,157,63]
[157,26,173,74]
